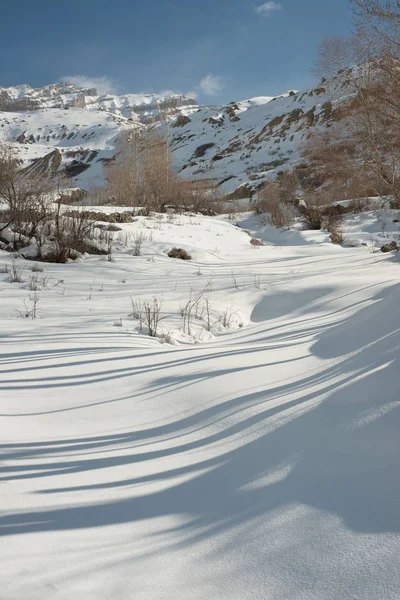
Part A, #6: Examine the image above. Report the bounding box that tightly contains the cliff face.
[0,82,198,122]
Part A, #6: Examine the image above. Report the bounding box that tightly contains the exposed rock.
[381,241,398,253]
[64,161,91,177]
[193,143,215,158]
[168,248,192,260]
[67,94,86,109]
[173,115,192,128]
[21,149,62,177]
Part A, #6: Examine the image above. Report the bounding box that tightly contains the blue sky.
[1,0,353,102]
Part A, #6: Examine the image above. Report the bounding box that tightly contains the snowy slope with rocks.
[0,208,399,599]
[0,107,130,189]
[168,83,337,194]
[0,76,350,192]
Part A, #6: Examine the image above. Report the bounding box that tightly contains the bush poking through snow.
[31,262,44,273]
[330,231,344,245]
[254,181,298,228]
[8,258,25,283]
[105,232,114,262]
[50,208,98,263]
[18,291,39,319]
[324,212,344,244]
[302,205,323,230]
[133,231,147,256]
[29,272,50,291]
[130,296,166,337]
[168,248,192,260]
[181,285,210,336]
[64,210,134,224]
[221,304,238,328]
[231,271,239,289]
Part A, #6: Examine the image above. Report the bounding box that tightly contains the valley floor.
[1,212,399,599]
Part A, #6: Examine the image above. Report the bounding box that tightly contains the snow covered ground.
[1,210,399,599]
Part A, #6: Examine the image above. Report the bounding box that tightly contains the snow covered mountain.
[0,82,198,122]
[167,85,336,196]
[0,76,351,194]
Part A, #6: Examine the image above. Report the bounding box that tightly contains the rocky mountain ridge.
[0,82,198,122]
[0,75,352,195]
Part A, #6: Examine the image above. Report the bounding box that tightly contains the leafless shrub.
[348,197,371,213]
[203,296,216,332]
[130,296,165,337]
[167,212,175,224]
[278,170,300,204]
[300,192,334,230]
[181,285,210,336]
[29,272,50,291]
[221,304,238,328]
[51,206,98,262]
[18,291,39,319]
[231,271,239,289]
[0,144,55,247]
[31,262,44,272]
[8,258,25,283]
[133,231,147,256]
[119,231,132,247]
[105,232,114,261]
[254,181,298,228]
[326,216,344,244]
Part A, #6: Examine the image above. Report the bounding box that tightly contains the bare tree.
[51,208,95,263]
[107,130,141,208]
[107,128,218,214]
[0,144,55,249]
[352,0,400,50]
[254,181,298,227]
[314,24,400,202]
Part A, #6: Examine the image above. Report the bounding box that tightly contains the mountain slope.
[167,84,338,194]
[0,77,351,193]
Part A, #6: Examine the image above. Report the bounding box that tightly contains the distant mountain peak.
[0,81,198,122]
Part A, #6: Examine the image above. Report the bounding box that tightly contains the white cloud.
[134,88,198,102]
[60,75,119,96]
[60,77,197,102]
[254,2,283,17]
[185,90,198,101]
[199,74,224,96]
[158,89,181,97]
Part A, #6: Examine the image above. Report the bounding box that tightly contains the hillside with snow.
[0,76,350,193]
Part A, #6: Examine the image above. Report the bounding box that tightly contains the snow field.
[0,210,399,600]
